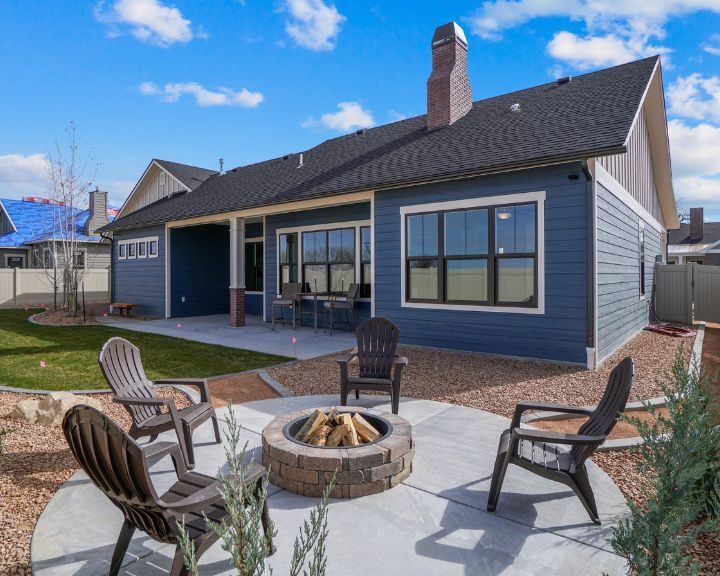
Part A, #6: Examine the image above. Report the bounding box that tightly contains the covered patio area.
[97,313,356,360]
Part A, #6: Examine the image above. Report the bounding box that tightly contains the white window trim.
[117,236,160,261]
[74,248,87,270]
[399,191,546,314]
[275,220,371,301]
[245,237,264,294]
[4,253,26,268]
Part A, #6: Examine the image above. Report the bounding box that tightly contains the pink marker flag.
[176,322,182,328]
[24,307,28,311]
[291,336,297,345]
[103,313,108,317]
[40,360,46,368]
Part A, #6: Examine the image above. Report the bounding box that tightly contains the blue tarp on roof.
[0,198,116,247]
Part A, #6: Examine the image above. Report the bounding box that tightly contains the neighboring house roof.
[0,198,117,247]
[153,159,218,191]
[104,56,664,233]
[668,222,720,255]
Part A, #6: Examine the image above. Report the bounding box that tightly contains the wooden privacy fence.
[654,263,720,324]
[0,268,110,307]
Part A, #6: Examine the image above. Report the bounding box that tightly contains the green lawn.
[0,309,290,391]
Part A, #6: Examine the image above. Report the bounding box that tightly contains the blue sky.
[1,0,720,220]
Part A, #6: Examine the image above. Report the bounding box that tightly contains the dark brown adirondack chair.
[99,336,221,469]
[63,405,274,576]
[487,357,634,524]
[338,317,408,414]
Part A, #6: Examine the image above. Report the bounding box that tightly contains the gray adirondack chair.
[324,283,360,335]
[487,356,634,524]
[271,282,303,329]
[338,317,408,414]
[63,405,274,576]
[98,336,221,469]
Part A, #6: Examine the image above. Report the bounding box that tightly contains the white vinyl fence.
[0,268,110,307]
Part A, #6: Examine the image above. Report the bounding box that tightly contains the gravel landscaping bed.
[269,329,693,418]
[0,388,190,576]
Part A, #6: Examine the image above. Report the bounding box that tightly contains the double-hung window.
[279,233,298,283]
[245,242,264,291]
[405,201,538,308]
[360,226,371,298]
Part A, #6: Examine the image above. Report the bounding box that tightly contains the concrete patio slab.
[97,314,355,360]
[32,397,629,576]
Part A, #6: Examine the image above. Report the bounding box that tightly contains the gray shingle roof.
[154,159,218,191]
[668,223,720,246]
[104,56,659,232]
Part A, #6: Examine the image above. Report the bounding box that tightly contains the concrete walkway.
[97,314,356,359]
[32,396,629,575]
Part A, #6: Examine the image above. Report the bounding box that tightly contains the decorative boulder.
[15,391,102,426]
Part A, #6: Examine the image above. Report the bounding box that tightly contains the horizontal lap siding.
[112,225,165,316]
[265,203,371,322]
[246,293,263,315]
[375,165,588,364]
[171,224,230,317]
[596,183,661,361]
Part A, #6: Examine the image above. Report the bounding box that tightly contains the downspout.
[581,160,596,369]
[100,231,113,305]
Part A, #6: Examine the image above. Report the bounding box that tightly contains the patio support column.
[229,217,246,327]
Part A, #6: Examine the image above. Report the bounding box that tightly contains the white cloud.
[668,119,720,178]
[283,0,345,51]
[467,1,720,70]
[668,74,720,123]
[303,102,375,132]
[702,33,720,55]
[139,82,264,108]
[0,154,48,200]
[95,0,194,47]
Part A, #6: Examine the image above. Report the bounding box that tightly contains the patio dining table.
[296,291,335,332]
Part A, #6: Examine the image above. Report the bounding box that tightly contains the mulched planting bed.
[0,388,190,576]
[269,329,693,418]
[30,302,111,326]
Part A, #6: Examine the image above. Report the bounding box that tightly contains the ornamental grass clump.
[179,406,334,576]
[611,350,720,575]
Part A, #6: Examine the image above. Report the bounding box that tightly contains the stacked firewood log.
[294,408,381,447]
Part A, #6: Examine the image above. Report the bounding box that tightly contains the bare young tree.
[44,123,98,316]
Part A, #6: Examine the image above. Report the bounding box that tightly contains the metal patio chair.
[63,405,274,576]
[338,317,408,414]
[323,283,360,335]
[486,356,634,524]
[99,336,221,469]
[271,282,303,329]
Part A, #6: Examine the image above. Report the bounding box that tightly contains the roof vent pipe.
[298,153,304,168]
[219,158,225,175]
[557,76,572,85]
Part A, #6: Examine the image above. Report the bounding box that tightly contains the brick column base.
[230,288,246,327]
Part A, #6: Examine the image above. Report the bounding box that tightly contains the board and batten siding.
[596,182,661,361]
[170,224,230,317]
[597,109,664,226]
[122,164,186,216]
[112,225,165,316]
[374,165,588,364]
[265,203,371,322]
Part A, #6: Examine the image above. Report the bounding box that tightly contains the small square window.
[138,242,146,257]
[128,243,136,258]
[149,240,158,256]
[119,244,126,259]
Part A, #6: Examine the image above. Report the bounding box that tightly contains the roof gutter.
[581,159,596,369]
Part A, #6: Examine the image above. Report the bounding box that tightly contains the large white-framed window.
[400,191,545,314]
[276,220,371,300]
[117,236,159,262]
[639,220,646,300]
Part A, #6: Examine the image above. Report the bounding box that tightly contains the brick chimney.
[689,207,704,243]
[86,188,109,236]
[426,22,472,130]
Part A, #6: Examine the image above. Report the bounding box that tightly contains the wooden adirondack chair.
[98,336,221,469]
[337,317,408,414]
[486,357,634,524]
[63,405,274,576]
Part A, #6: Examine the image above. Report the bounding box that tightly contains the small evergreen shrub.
[611,351,720,575]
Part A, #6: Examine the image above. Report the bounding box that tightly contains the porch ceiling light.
[497,209,512,220]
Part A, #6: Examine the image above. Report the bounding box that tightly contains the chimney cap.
[432,22,467,48]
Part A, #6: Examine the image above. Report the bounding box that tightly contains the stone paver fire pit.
[262,406,413,498]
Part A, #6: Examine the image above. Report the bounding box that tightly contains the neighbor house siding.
[121,164,187,217]
[112,225,165,316]
[265,203,371,323]
[596,182,661,361]
[170,224,230,317]
[597,109,663,226]
[84,243,111,269]
[374,164,588,364]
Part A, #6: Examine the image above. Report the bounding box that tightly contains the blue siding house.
[102,22,678,369]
